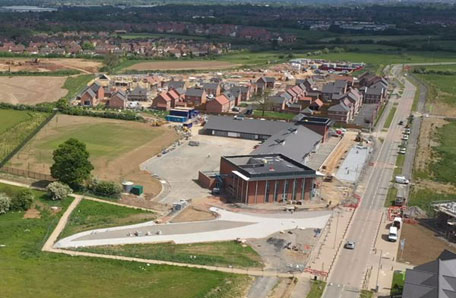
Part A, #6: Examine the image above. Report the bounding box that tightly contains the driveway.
[141,133,258,204]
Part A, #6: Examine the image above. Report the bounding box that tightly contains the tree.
[50,138,94,189]
[0,193,11,215]
[47,182,72,201]
[11,189,34,211]
[254,90,272,117]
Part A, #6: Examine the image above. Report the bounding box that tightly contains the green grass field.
[60,199,156,238]
[385,186,398,207]
[77,241,263,269]
[0,109,50,162]
[415,65,456,108]
[409,188,456,214]
[35,120,163,163]
[0,182,251,298]
[430,121,456,184]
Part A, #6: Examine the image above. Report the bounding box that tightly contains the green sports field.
[0,182,251,298]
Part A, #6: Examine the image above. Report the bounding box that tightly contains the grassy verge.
[394,154,406,176]
[385,186,398,207]
[410,77,421,112]
[0,109,50,162]
[391,271,405,297]
[0,182,250,298]
[77,241,263,269]
[60,74,94,102]
[307,280,326,298]
[360,290,374,298]
[60,199,156,238]
[374,103,387,127]
[383,106,397,129]
[253,110,296,120]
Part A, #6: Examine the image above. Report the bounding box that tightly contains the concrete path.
[55,208,331,248]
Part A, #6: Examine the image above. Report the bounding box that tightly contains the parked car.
[404,128,411,135]
[395,176,410,184]
[395,196,405,206]
[393,217,402,230]
[189,141,200,146]
[402,134,409,141]
[399,148,406,154]
[344,241,356,249]
[388,226,398,242]
[398,120,404,125]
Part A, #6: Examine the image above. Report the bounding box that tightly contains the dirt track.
[0,58,101,73]
[0,76,67,104]
[125,60,240,71]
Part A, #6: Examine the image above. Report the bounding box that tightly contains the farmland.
[8,115,179,198]
[0,76,67,104]
[0,58,101,74]
[0,182,251,298]
[0,109,50,162]
[60,199,156,238]
[77,240,263,268]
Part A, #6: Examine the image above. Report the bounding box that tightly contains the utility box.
[131,185,144,196]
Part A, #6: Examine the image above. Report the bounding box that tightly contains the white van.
[388,226,398,242]
[395,176,410,184]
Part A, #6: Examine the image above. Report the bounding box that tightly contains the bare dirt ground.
[0,58,101,73]
[322,132,358,176]
[10,115,178,199]
[23,208,41,219]
[248,228,318,273]
[171,206,216,223]
[397,222,456,265]
[0,76,67,104]
[125,60,240,71]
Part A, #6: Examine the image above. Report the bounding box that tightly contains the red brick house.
[203,82,221,96]
[107,90,127,109]
[327,103,351,123]
[152,91,172,111]
[185,88,207,106]
[206,94,231,113]
[78,82,104,107]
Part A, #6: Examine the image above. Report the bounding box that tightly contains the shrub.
[47,182,72,201]
[90,180,122,199]
[0,193,11,214]
[10,189,34,211]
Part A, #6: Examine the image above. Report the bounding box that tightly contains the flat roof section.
[223,154,316,180]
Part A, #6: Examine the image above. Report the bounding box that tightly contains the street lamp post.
[376,249,382,292]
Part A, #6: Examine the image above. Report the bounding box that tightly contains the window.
[273,181,278,202]
[265,181,270,203]
[283,180,289,202]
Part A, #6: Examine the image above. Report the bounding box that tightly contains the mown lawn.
[409,188,456,214]
[0,182,251,298]
[60,199,156,238]
[77,240,263,269]
[0,109,50,162]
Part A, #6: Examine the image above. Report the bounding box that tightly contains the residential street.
[323,65,416,297]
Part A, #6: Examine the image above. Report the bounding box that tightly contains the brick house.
[128,86,150,101]
[327,103,351,123]
[256,77,276,93]
[202,82,221,97]
[185,88,207,106]
[78,82,104,107]
[206,94,231,113]
[152,91,172,111]
[107,90,127,109]
[321,80,348,102]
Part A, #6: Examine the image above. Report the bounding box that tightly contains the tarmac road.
[323,65,416,297]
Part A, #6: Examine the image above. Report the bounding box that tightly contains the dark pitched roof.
[204,115,292,137]
[328,103,349,112]
[168,80,185,90]
[185,88,205,97]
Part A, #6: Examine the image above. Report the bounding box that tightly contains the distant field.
[0,76,67,104]
[9,115,179,197]
[0,109,50,162]
[125,60,240,71]
[0,181,251,298]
